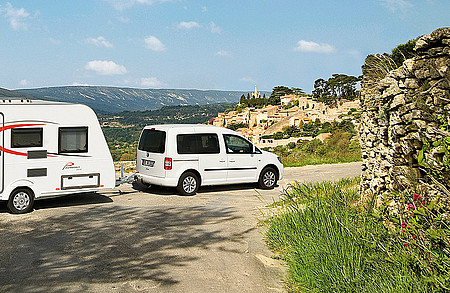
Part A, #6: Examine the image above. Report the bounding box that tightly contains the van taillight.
[164,157,172,170]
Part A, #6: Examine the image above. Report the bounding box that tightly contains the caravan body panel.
[0,99,115,202]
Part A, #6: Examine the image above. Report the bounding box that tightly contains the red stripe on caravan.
[0,146,27,156]
[0,123,45,132]
[0,123,53,157]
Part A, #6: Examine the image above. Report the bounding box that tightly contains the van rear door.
[136,129,167,178]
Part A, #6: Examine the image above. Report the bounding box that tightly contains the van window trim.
[11,127,43,148]
[223,134,254,154]
[176,133,221,155]
[58,126,89,154]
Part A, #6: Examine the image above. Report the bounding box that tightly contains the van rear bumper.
[137,173,178,187]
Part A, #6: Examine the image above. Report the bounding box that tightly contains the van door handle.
[229,160,235,163]
[219,160,225,163]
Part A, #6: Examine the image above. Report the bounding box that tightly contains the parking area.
[0,162,361,292]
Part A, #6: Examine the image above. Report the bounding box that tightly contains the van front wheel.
[8,188,35,214]
[258,167,277,189]
[177,172,199,196]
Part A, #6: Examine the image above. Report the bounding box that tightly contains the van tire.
[258,167,277,189]
[7,188,35,214]
[177,172,199,196]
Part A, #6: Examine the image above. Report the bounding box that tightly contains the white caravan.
[0,99,115,213]
[136,124,284,195]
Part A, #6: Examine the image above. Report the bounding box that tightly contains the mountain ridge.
[9,86,264,113]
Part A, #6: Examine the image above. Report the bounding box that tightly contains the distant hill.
[15,86,262,113]
[0,87,29,98]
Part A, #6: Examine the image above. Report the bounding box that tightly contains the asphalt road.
[0,162,361,293]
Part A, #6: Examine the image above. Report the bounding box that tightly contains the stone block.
[390,94,406,110]
[404,78,420,89]
[383,82,403,98]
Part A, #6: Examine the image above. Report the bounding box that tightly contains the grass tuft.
[266,178,431,292]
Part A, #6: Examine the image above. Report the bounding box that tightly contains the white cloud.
[177,21,201,30]
[380,0,413,13]
[1,2,30,30]
[85,60,128,75]
[86,36,114,48]
[294,40,335,54]
[240,77,256,83]
[209,22,222,34]
[201,6,207,13]
[118,16,130,23]
[72,82,90,86]
[49,38,61,45]
[104,0,173,11]
[19,79,28,86]
[140,77,164,87]
[144,36,166,52]
[215,50,231,57]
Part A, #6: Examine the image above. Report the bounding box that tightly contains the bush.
[267,179,433,292]
[374,190,450,290]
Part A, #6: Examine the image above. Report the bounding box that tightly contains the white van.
[135,124,283,195]
[0,99,115,213]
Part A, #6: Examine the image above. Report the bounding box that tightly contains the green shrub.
[266,179,434,292]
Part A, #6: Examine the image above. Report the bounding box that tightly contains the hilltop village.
[211,86,360,147]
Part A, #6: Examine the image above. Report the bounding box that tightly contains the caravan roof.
[0,98,71,106]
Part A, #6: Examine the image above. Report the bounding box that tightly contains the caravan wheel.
[7,188,35,214]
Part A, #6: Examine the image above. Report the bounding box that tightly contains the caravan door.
[0,112,4,194]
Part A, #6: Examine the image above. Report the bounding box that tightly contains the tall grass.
[272,131,362,167]
[266,178,430,292]
[281,152,361,167]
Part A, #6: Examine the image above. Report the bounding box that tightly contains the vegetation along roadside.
[266,178,448,292]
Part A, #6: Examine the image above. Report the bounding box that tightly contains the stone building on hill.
[212,90,360,145]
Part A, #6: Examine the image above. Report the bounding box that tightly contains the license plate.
[142,159,155,167]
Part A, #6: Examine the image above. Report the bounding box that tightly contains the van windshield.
[138,129,166,153]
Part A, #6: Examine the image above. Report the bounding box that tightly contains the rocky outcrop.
[359,27,450,197]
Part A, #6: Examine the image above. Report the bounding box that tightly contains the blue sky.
[0,0,448,93]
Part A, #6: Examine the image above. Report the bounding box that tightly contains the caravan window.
[11,128,43,148]
[59,127,88,153]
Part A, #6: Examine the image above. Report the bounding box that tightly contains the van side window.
[59,127,88,153]
[138,129,166,153]
[11,128,43,148]
[223,134,253,154]
[177,134,220,154]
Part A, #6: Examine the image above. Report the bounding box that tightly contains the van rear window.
[138,129,166,153]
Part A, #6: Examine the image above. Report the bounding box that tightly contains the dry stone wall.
[359,27,450,197]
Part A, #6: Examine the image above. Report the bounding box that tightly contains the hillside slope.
[0,87,29,98]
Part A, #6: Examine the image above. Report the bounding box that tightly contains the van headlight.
[277,156,282,164]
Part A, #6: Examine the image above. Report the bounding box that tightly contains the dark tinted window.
[11,128,43,148]
[138,129,166,153]
[223,134,253,154]
[177,134,220,154]
[59,127,88,153]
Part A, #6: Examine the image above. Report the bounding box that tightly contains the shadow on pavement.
[0,193,113,214]
[0,204,244,292]
[132,181,271,196]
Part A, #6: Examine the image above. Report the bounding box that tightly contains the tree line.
[312,74,361,106]
[239,86,305,108]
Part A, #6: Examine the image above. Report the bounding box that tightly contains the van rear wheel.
[258,167,277,189]
[177,172,199,196]
[8,188,35,214]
